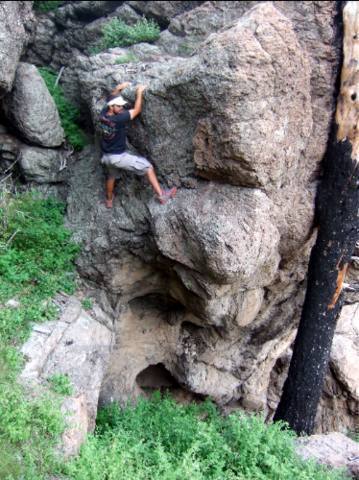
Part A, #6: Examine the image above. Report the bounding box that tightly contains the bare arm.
[110,81,131,97]
[129,85,147,120]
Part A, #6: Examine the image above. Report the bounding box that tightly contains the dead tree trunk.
[273,1,359,435]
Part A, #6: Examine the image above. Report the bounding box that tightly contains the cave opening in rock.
[136,363,178,390]
[136,363,205,404]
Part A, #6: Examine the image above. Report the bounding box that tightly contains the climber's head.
[107,95,128,114]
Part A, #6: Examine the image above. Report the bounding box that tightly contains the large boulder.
[295,433,359,479]
[2,63,64,147]
[62,1,348,433]
[0,1,34,97]
[18,145,69,183]
[149,184,280,286]
[20,295,113,457]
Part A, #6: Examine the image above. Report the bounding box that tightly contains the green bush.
[0,190,79,479]
[38,67,88,151]
[0,366,64,480]
[94,18,160,53]
[0,190,80,343]
[33,1,62,13]
[48,374,73,396]
[81,298,93,310]
[63,393,347,480]
[115,52,139,64]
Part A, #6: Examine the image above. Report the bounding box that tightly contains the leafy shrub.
[33,1,62,12]
[0,190,80,343]
[38,67,88,151]
[81,298,93,310]
[94,18,160,53]
[48,374,73,396]
[63,393,347,480]
[0,190,79,479]
[0,367,64,480]
[115,52,139,64]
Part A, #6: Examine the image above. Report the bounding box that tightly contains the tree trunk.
[273,1,359,435]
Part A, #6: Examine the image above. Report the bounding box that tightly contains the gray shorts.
[101,152,152,178]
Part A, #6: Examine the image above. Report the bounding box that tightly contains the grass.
[38,67,88,151]
[92,17,160,53]
[0,190,80,479]
[115,52,139,64]
[0,190,79,342]
[48,374,74,396]
[62,393,347,480]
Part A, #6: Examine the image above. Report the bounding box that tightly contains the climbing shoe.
[157,187,177,205]
[105,196,114,208]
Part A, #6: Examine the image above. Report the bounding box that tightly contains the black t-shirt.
[99,106,131,154]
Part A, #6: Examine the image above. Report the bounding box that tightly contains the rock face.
[331,304,359,401]
[0,2,34,97]
[63,0,348,428]
[9,0,356,438]
[2,63,64,147]
[295,433,359,479]
[20,295,113,457]
[18,144,68,183]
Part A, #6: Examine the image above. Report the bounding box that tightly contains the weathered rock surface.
[61,1,349,432]
[295,433,359,479]
[0,133,22,175]
[150,185,280,286]
[0,1,34,97]
[18,144,69,183]
[20,295,113,457]
[128,1,204,27]
[2,63,64,147]
[13,0,356,437]
[330,304,359,401]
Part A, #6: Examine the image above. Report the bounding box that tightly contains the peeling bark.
[274,1,359,435]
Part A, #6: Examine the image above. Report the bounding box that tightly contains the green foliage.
[94,18,160,53]
[48,374,73,396]
[0,362,64,479]
[38,67,88,151]
[33,1,62,12]
[346,430,359,443]
[115,52,139,64]
[63,393,347,480]
[81,298,93,310]
[0,190,80,344]
[0,190,79,478]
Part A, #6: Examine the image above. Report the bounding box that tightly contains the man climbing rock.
[99,82,176,208]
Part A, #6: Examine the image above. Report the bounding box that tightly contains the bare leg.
[106,177,115,208]
[146,167,162,196]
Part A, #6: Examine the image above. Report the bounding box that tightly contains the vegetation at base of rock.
[38,67,88,151]
[0,190,79,479]
[0,356,64,480]
[48,373,74,396]
[115,52,139,64]
[0,190,79,343]
[63,393,346,480]
[92,18,160,53]
[33,1,63,13]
